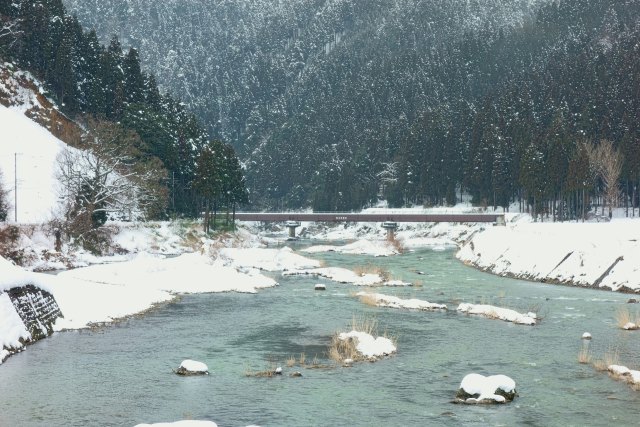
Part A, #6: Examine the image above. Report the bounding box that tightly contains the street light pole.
[14,152,17,222]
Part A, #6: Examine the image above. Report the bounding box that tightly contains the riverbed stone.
[175,359,209,375]
[454,374,517,404]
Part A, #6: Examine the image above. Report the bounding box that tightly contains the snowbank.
[0,105,66,223]
[283,267,382,286]
[218,247,320,271]
[52,252,277,330]
[303,239,398,257]
[0,256,54,293]
[457,218,640,293]
[135,422,218,427]
[357,292,447,311]
[456,373,517,404]
[0,293,29,363]
[457,303,536,325]
[608,365,640,386]
[337,330,396,359]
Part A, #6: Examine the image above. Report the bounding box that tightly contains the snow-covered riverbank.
[457,217,640,293]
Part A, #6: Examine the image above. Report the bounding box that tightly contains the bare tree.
[56,119,167,237]
[587,139,623,219]
[0,18,22,50]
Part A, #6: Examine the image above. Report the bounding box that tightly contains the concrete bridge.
[234,212,505,238]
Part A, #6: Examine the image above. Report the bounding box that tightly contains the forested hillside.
[35,1,640,214]
[0,0,247,223]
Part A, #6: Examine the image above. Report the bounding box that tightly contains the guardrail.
[234,213,502,223]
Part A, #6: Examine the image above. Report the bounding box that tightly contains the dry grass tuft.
[329,333,362,363]
[593,350,620,372]
[353,264,391,282]
[387,234,405,253]
[615,306,639,329]
[351,315,378,335]
[298,352,306,366]
[358,293,379,307]
[578,346,592,364]
[328,316,383,363]
[286,355,296,368]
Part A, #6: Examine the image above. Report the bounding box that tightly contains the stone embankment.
[1,285,63,363]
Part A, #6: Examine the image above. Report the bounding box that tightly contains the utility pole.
[14,152,17,222]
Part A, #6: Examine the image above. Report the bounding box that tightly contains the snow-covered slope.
[457,218,640,293]
[0,104,66,223]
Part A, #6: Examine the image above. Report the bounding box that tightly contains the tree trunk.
[203,202,210,233]
[232,203,236,230]
[213,200,217,230]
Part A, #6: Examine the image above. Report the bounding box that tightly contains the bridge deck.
[234,213,501,223]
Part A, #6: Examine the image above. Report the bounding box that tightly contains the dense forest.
[59,0,640,217]
[4,0,640,219]
[0,0,247,223]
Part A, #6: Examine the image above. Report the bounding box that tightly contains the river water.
[1,247,640,426]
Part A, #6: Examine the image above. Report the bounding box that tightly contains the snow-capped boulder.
[582,332,592,340]
[314,284,326,291]
[455,373,517,404]
[175,359,209,376]
[623,322,639,330]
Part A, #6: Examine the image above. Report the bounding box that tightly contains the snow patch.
[457,303,536,325]
[357,292,447,311]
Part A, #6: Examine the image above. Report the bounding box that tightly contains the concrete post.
[382,221,398,240]
[285,221,301,238]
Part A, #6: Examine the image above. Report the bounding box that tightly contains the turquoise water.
[1,247,640,426]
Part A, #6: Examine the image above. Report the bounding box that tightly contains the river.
[1,247,639,426]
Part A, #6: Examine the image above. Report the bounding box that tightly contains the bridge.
[234,212,505,238]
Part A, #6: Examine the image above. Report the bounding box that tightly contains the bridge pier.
[382,221,398,240]
[285,221,301,238]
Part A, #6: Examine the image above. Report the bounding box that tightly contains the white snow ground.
[457,216,640,292]
[0,104,66,223]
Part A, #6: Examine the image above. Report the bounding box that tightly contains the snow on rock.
[455,373,517,404]
[338,330,396,360]
[357,292,447,311]
[457,218,640,293]
[314,284,326,291]
[457,303,536,325]
[582,332,592,340]
[622,322,639,330]
[135,421,218,427]
[303,239,398,257]
[175,359,209,376]
[608,365,640,387]
[218,247,320,271]
[283,267,382,286]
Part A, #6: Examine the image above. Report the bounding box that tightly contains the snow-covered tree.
[56,119,167,237]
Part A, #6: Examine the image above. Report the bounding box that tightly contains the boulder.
[454,373,517,404]
[175,359,209,376]
[314,284,326,291]
[582,332,592,340]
